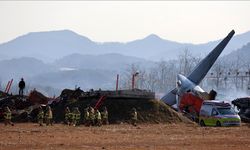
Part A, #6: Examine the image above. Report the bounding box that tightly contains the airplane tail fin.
[161,30,235,106]
[188,30,235,84]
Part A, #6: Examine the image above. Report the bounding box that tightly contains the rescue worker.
[70,109,75,126]
[95,109,102,126]
[64,107,71,125]
[45,105,53,126]
[83,107,90,126]
[18,78,25,96]
[88,106,95,126]
[130,107,138,126]
[4,106,14,126]
[101,106,109,125]
[37,106,44,126]
[73,107,81,126]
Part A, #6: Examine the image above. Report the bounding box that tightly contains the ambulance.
[199,100,241,127]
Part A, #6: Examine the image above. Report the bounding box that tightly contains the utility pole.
[116,74,119,91]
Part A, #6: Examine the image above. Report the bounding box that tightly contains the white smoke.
[216,89,249,102]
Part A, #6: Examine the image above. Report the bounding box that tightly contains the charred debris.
[0,88,192,124]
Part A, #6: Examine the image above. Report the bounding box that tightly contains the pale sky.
[0,1,250,44]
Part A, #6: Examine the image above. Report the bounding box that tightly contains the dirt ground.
[0,123,250,150]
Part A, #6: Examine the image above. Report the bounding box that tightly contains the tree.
[211,59,225,89]
[120,63,144,90]
[178,49,201,76]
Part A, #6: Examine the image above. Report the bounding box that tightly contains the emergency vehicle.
[199,100,241,127]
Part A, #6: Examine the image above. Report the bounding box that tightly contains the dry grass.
[0,123,250,150]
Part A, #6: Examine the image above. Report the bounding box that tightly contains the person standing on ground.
[45,105,53,126]
[89,107,95,126]
[73,107,81,126]
[37,106,44,126]
[18,78,25,96]
[4,106,14,126]
[95,109,102,126]
[83,107,90,126]
[101,106,109,125]
[64,107,71,126]
[130,108,138,126]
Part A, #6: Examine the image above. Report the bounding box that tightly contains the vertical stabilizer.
[188,30,235,84]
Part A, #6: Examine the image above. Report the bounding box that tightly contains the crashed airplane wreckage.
[161,30,235,120]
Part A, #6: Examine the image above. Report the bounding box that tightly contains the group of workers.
[63,106,138,127]
[2,105,138,127]
[64,107,81,126]
[64,106,109,127]
[37,105,53,126]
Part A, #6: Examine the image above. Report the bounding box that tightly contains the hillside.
[1,30,250,62]
[0,57,54,81]
[53,53,154,71]
[0,53,153,94]
[29,68,117,90]
[0,30,96,62]
[221,42,250,65]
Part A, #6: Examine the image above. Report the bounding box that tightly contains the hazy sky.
[1,1,250,44]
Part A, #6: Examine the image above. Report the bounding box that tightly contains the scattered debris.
[28,90,48,105]
[0,90,48,122]
[0,88,193,124]
[232,97,250,122]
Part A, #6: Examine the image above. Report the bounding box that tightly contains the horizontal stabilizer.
[161,88,177,106]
